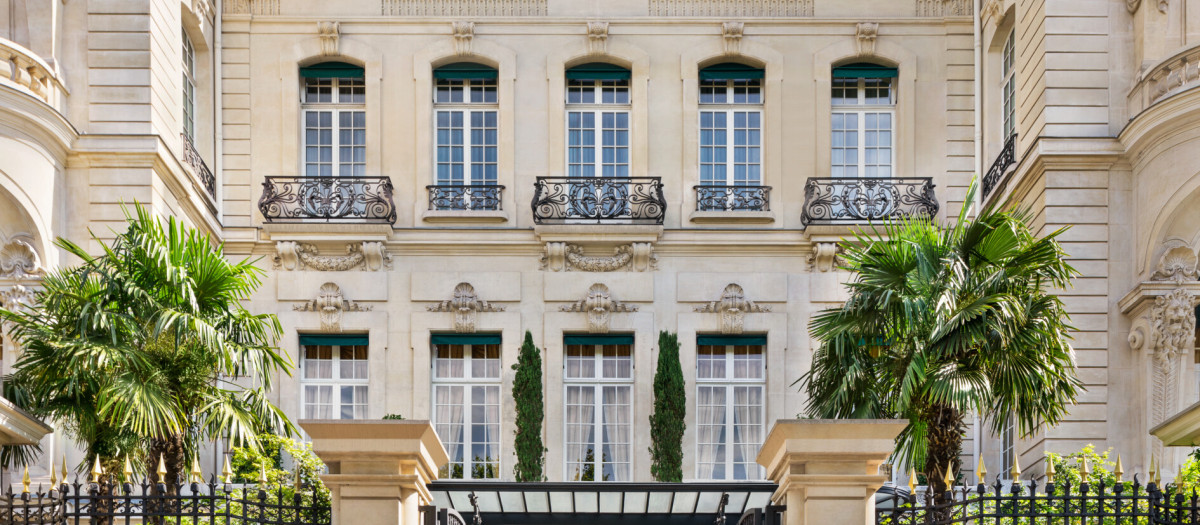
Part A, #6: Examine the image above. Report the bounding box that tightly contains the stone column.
[757,419,906,525]
[301,420,448,525]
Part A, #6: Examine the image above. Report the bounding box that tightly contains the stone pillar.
[301,420,448,525]
[757,419,906,525]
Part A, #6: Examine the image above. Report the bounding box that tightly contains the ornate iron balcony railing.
[532,177,666,224]
[180,133,216,199]
[801,177,939,226]
[259,176,396,224]
[694,185,771,212]
[982,133,1017,199]
[427,184,504,211]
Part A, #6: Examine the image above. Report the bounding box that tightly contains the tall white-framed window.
[696,338,765,480]
[431,336,501,480]
[300,336,369,420]
[699,65,763,189]
[566,63,631,178]
[301,63,366,176]
[1001,28,1016,140]
[564,337,633,482]
[998,414,1015,479]
[182,29,196,143]
[434,63,499,188]
[831,63,896,178]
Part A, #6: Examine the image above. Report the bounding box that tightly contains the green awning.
[434,62,498,81]
[566,62,631,81]
[700,63,765,81]
[564,334,634,345]
[431,333,502,345]
[697,334,767,346]
[300,61,364,79]
[299,334,369,346]
[833,62,898,79]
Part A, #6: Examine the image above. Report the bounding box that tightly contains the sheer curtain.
[435,385,466,477]
[472,385,501,478]
[602,386,631,481]
[696,386,727,480]
[565,386,595,480]
[732,386,764,479]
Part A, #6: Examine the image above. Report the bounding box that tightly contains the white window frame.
[300,342,369,420]
[300,77,366,177]
[563,342,633,482]
[831,77,896,178]
[182,29,196,143]
[566,79,631,179]
[1001,28,1016,140]
[698,80,763,187]
[999,414,1015,479]
[431,342,502,480]
[433,79,499,188]
[695,343,766,481]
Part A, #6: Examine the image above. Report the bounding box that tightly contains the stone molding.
[560,283,638,333]
[293,282,372,332]
[426,282,505,333]
[452,21,475,56]
[693,283,771,334]
[587,22,609,55]
[855,22,879,57]
[649,0,813,16]
[915,0,971,16]
[224,0,279,14]
[540,243,657,272]
[318,21,340,56]
[273,241,393,272]
[382,0,547,16]
[721,22,744,56]
[0,234,42,280]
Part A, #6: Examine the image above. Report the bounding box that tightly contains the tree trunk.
[922,403,966,502]
[144,434,187,525]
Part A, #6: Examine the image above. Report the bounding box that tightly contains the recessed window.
[698,63,765,211]
[831,63,897,178]
[1001,28,1016,140]
[182,29,196,143]
[696,335,766,481]
[300,62,366,177]
[433,63,499,193]
[563,334,634,482]
[431,334,502,480]
[300,334,369,420]
[565,63,631,178]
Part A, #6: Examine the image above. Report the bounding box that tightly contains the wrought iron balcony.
[982,133,1017,199]
[801,177,939,226]
[532,177,666,224]
[427,184,504,211]
[180,133,216,199]
[259,176,397,224]
[694,185,771,212]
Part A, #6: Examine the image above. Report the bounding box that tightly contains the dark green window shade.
[565,62,631,81]
[300,61,364,79]
[431,333,502,345]
[434,62,498,81]
[832,62,898,79]
[697,334,767,346]
[700,63,765,81]
[564,334,634,346]
[299,334,369,346]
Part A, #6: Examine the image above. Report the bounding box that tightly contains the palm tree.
[796,179,1082,496]
[0,204,295,487]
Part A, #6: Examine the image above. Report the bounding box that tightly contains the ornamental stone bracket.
[273,241,393,272]
[540,242,657,272]
[807,242,841,272]
[693,283,771,334]
[855,22,878,57]
[0,234,42,280]
[318,21,340,56]
[586,21,609,55]
[452,21,475,56]
[427,282,506,333]
[293,282,372,332]
[721,21,744,55]
[560,283,638,334]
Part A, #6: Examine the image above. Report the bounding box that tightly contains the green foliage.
[648,331,685,482]
[382,414,406,420]
[797,177,1082,496]
[229,433,328,505]
[511,331,546,482]
[0,203,294,478]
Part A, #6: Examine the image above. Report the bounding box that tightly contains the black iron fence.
[181,133,217,200]
[427,185,504,211]
[694,185,771,212]
[1,478,330,525]
[876,478,1200,524]
[532,177,666,224]
[982,133,1017,199]
[259,176,397,224]
[802,177,939,226]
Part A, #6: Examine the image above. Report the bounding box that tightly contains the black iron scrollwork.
[427,185,504,211]
[801,177,939,226]
[695,185,771,212]
[982,133,1017,199]
[532,177,666,224]
[180,133,216,199]
[259,176,397,224]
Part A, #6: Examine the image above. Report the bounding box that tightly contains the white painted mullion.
[723,109,734,187]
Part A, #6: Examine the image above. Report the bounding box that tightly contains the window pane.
[565,385,597,481]
[566,345,595,378]
[732,386,764,479]
[601,386,631,481]
[434,344,466,378]
[697,345,726,380]
[601,345,632,379]
[696,386,728,480]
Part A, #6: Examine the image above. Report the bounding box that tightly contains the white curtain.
[695,386,727,480]
[733,386,764,479]
[565,386,595,480]
[602,386,631,481]
[434,345,465,379]
[435,385,466,476]
[473,385,501,477]
[304,385,334,419]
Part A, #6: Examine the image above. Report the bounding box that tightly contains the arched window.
[831,62,897,178]
[300,61,365,176]
[431,62,499,210]
[697,63,765,211]
[565,63,631,178]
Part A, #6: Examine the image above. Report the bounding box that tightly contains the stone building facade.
[0,0,1190,489]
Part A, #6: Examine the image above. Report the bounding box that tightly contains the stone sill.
[534,224,663,244]
[688,210,775,224]
[261,222,392,241]
[421,210,509,224]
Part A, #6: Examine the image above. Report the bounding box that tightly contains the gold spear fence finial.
[1045,457,1057,484]
[123,456,133,481]
[222,456,233,484]
[907,467,916,492]
[977,457,987,485]
[22,466,30,494]
[1080,457,1092,482]
[943,460,955,489]
[1115,454,1124,482]
[91,456,103,483]
[1011,453,1022,482]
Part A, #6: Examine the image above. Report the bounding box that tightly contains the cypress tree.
[512,331,546,481]
[649,331,685,482]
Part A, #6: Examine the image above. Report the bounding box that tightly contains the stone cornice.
[0,85,77,159]
[993,136,1126,207]
[1120,86,1200,164]
[1119,280,1200,314]
[0,397,52,446]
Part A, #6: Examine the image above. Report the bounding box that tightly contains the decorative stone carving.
[1147,287,1198,459]
[452,21,475,56]
[1158,0,1168,13]
[273,241,392,271]
[223,0,279,15]
[0,284,33,311]
[318,21,340,56]
[694,283,771,334]
[808,242,840,272]
[855,22,878,57]
[1129,326,1145,351]
[1127,0,1143,12]
[541,243,657,272]
[721,21,744,55]
[294,282,372,332]
[587,22,609,55]
[982,0,1003,23]
[1152,242,1199,283]
[0,235,42,279]
[427,282,505,333]
[915,0,970,16]
[560,283,638,334]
